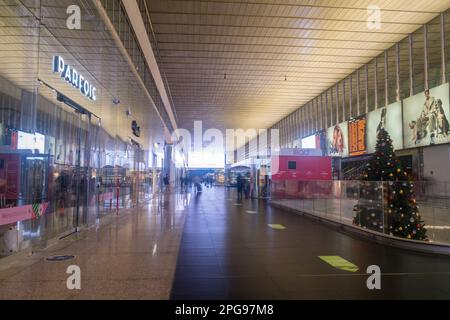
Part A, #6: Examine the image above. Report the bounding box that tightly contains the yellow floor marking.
[318,256,359,273]
[268,224,286,230]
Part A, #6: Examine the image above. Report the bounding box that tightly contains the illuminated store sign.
[52,56,97,101]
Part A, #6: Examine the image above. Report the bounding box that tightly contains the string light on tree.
[353,129,427,241]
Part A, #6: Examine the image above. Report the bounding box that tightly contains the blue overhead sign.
[52,56,97,101]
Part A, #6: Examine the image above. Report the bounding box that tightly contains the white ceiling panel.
[147,0,450,132]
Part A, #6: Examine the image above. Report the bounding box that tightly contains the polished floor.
[0,193,188,299]
[171,187,450,299]
[1,186,450,299]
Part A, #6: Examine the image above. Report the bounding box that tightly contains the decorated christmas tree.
[353,129,427,241]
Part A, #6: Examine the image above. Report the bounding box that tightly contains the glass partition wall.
[0,0,159,257]
[271,180,450,245]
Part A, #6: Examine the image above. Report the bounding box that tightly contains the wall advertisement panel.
[301,135,317,149]
[292,138,301,148]
[348,116,367,156]
[327,122,349,157]
[366,101,403,153]
[403,82,450,149]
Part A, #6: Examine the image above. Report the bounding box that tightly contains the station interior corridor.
[2,186,450,300]
[2,0,450,304]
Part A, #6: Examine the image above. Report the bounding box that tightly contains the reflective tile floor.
[1,187,450,299]
[171,187,450,299]
[0,193,190,299]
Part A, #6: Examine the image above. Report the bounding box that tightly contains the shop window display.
[0,77,148,256]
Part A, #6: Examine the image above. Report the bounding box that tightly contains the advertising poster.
[55,139,65,165]
[317,129,328,156]
[66,144,75,166]
[327,121,349,157]
[301,135,317,149]
[34,133,45,154]
[17,131,35,151]
[366,101,403,153]
[348,116,367,156]
[403,82,450,148]
[45,136,56,157]
[17,131,45,154]
[0,123,3,145]
[299,131,327,155]
[292,138,301,148]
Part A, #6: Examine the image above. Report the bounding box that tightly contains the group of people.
[410,89,450,145]
[236,174,251,201]
[180,175,215,194]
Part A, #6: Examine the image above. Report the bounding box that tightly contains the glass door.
[73,109,92,230]
[25,83,96,247]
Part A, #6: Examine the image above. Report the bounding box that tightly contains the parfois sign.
[52,56,97,101]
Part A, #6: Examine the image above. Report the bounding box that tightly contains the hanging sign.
[52,56,97,101]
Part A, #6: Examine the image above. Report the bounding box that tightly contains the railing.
[271,180,450,246]
[342,161,369,180]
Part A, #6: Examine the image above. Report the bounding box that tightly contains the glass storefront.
[0,0,165,257]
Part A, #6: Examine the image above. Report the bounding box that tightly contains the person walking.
[236,174,244,201]
[193,175,202,193]
[244,175,250,199]
[180,176,184,192]
[163,174,170,192]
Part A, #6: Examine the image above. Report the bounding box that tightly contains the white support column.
[396,43,401,101]
[356,70,360,116]
[409,34,414,97]
[349,75,353,118]
[384,51,389,107]
[424,24,429,91]
[374,58,378,109]
[342,80,346,121]
[441,13,447,84]
[365,64,369,113]
[335,84,339,125]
